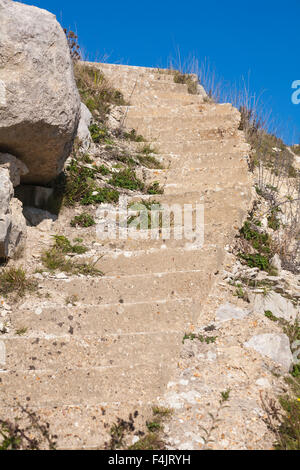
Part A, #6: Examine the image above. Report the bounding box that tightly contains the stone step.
[1,61,252,450]
[93,246,222,277]
[2,330,183,371]
[126,103,236,120]
[129,93,204,107]
[0,363,172,406]
[58,222,229,255]
[148,165,249,187]
[127,123,239,142]
[12,298,197,337]
[145,135,248,154]
[164,152,249,169]
[34,269,214,305]
[0,402,153,449]
[98,63,182,82]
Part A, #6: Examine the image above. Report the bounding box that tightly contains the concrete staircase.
[0,64,252,449]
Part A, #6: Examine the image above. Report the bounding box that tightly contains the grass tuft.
[41,236,103,277]
[108,169,145,192]
[74,63,126,122]
[0,268,37,299]
[70,213,96,228]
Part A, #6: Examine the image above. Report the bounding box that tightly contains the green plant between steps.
[172,70,198,94]
[182,332,217,344]
[41,235,103,277]
[0,267,37,299]
[74,63,126,122]
[108,169,145,191]
[70,213,96,228]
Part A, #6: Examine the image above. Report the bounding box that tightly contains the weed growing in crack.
[173,71,198,94]
[123,129,146,142]
[41,235,103,277]
[261,387,300,450]
[108,169,145,192]
[104,411,140,450]
[70,213,96,228]
[74,63,126,122]
[147,181,164,195]
[199,390,231,447]
[15,327,28,336]
[0,268,37,299]
[182,332,217,344]
[129,407,172,450]
[105,406,172,450]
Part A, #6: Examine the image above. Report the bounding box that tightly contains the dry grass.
[41,235,103,277]
[74,62,126,122]
[0,267,37,299]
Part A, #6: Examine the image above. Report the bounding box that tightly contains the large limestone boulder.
[0,0,81,184]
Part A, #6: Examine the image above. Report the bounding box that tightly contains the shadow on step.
[14,172,66,226]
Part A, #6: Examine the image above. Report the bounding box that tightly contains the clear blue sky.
[21,0,299,144]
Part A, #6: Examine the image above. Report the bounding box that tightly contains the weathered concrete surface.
[0,63,253,448]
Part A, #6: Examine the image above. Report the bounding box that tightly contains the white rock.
[249,291,299,322]
[33,273,44,280]
[244,333,293,372]
[0,340,6,365]
[216,302,251,322]
[206,351,217,362]
[270,254,281,272]
[55,272,68,279]
[8,198,27,258]
[255,378,271,389]
[37,219,54,232]
[77,102,92,151]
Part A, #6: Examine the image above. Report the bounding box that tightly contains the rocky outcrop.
[0,0,80,184]
[244,333,293,372]
[0,167,26,258]
[249,291,299,322]
[216,302,251,322]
